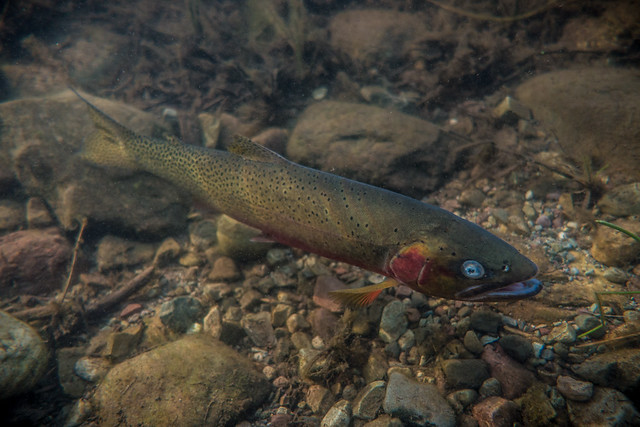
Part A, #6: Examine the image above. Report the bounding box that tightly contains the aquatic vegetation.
[578,220,640,340]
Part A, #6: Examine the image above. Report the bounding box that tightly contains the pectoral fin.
[329,279,397,308]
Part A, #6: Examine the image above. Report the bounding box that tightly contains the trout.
[75,90,541,306]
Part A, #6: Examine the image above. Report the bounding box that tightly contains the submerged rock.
[566,387,639,426]
[0,90,189,239]
[516,67,640,181]
[383,372,455,427]
[0,228,71,298]
[92,335,270,426]
[287,101,458,197]
[0,311,49,399]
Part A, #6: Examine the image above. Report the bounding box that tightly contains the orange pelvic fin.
[329,279,397,308]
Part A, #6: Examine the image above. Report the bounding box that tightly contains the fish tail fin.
[72,88,139,169]
[329,279,397,308]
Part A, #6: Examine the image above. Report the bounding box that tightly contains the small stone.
[379,300,408,343]
[286,313,311,333]
[574,313,605,339]
[307,384,335,414]
[120,303,143,319]
[271,304,295,328]
[208,256,241,282]
[482,345,535,399]
[158,296,203,333]
[479,377,502,398]
[463,330,484,354]
[312,86,328,101]
[321,400,352,427]
[447,389,478,412]
[603,267,628,284]
[493,96,531,122]
[535,214,552,228]
[102,324,143,361]
[353,381,386,420]
[545,322,577,344]
[154,237,182,266]
[383,372,455,427]
[556,375,593,401]
[266,248,289,266]
[242,311,276,347]
[499,335,533,363]
[442,359,490,390]
[0,199,25,231]
[471,396,519,427]
[239,289,262,311]
[74,357,111,382]
[397,329,415,352]
[363,350,389,383]
[470,310,502,334]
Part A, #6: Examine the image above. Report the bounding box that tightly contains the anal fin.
[329,279,397,308]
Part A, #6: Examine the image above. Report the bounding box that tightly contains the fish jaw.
[454,278,542,302]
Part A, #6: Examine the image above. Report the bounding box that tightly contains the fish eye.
[461,260,485,279]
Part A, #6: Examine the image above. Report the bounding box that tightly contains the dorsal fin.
[228,135,288,164]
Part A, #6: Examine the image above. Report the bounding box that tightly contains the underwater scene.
[1,0,640,425]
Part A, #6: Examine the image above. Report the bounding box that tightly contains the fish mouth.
[454,278,542,302]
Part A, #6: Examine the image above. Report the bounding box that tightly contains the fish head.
[389,225,541,301]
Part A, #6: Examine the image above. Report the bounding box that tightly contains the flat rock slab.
[516,67,640,181]
[287,101,458,197]
[93,335,270,426]
[0,90,189,238]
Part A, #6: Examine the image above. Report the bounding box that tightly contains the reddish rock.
[313,275,346,313]
[120,303,143,319]
[481,345,535,399]
[309,308,339,343]
[0,228,71,297]
[207,256,241,282]
[471,396,519,427]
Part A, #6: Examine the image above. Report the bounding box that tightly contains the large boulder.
[516,67,640,181]
[287,101,458,197]
[92,335,270,426]
[0,90,190,238]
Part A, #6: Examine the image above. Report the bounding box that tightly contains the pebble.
[442,359,490,389]
[532,342,544,358]
[158,296,203,333]
[397,329,415,352]
[535,214,552,228]
[378,301,408,343]
[352,381,386,420]
[307,385,335,414]
[189,219,217,249]
[471,396,519,427]
[556,375,593,401]
[463,330,484,354]
[119,303,143,319]
[603,267,628,284]
[499,335,533,363]
[321,400,352,427]
[470,310,502,334]
[208,256,241,282]
[242,311,276,347]
[545,322,577,344]
[383,372,455,427]
[574,313,605,339]
[74,357,111,382]
[479,377,502,398]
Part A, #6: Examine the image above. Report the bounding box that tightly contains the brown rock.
[287,101,456,197]
[591,218,640,266]
[481,345,535,399]
[516,68,640,181]
[208,256,241,282]
[471,396,519,427]
[0,199,25,231]
[0,228,71,297]
[556,375,593,401]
